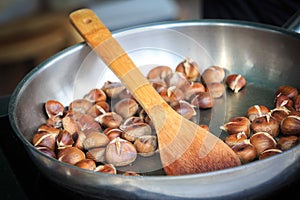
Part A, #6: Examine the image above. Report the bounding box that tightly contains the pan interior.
[9,21,300,177]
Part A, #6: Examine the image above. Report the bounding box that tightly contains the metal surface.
[8,20,300,199]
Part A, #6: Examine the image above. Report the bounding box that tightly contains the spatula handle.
[69,8,165,110]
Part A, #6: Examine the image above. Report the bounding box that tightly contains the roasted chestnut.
[225,74,246,93]
[249,132,277,155]
[246,105,270,122]
[95,164,117,174]
[190,92,214,109]
[258,149,282,160]
[251,115,280,137]
[57,147,86,165]
[220,116,251,136]
[201,66,225,85]
[146,65,173,80]
[280,115,300,136]
[175,58,200,81]
[105,137,137,167]
[224,132,248,147]
[231,140,257,164]
[134,135,158,157]
[206,82,226,98]
[75,158,96,170]
[45,100,64,118]
[275,85,298,102]
[277,135,299,151]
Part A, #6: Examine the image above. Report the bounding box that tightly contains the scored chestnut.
[105,137,137,166]
[280,115,300,136]
[220,116,251,136]
[275,85,298,102]
[249,132,277,155]
[231,140,257,164]
[251,115,280,137]
[225,74,246,93]
[175,58,200,82]
[246,105,270,122]
[191,92,214,109]
[201,66,225,85]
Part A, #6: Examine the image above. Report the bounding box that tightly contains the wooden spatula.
[69,8,241,175]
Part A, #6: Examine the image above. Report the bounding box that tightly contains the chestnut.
[139,109,152,126]
[123,171,140,176]
[101,81,126,98]
[104,128,123,141]
[231,140,257,164]
[183,82,206,100]
[95,164,117,174]
[57,147,86,165]
[105,137,137,167]
[225,74,246,93]
[258,149,282,160]
[86,147,106,163]
[35,146,56,159]
[37,124,60,135]
[175,58,200,81]
[146,65,173,80]
[69,99,93,114]
[275,85,298,102]
[206,82,226,98]
[249,132,277,155]
[280,115,300,136]
[277,135,299,151]
[201,66,225,85]
[251,115,280,137]
[84,88,107,103]
[114,98,139,119]
[56,130,74,149]
[45,100,64,118]
[95,112,123,129]
[77,113,102,131]
[62,115,79,135]
[46,116,63,129]
[82,131,110,150]
[134,135,158,157]
[191,92,214,109]
[199,124,210,132]
[164,71,189,89]
[75,158,96,170]
[159,86,184,103]
[270,107,290,123]
[246,105,270,122]
[224,132,248,147]
[32,131,58,151]
[73,131,86,150]
[295,95,300,111]
[87,101,110,118]
[119,116,144,130]
[220,116,251,136]
[274,94,293,108]
[171,100,197,120]
[121,122,152,142]
[149,79,168,92]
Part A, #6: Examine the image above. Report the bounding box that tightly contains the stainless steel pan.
[8,13,300,199]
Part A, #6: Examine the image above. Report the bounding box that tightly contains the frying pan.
[8,11,300,199]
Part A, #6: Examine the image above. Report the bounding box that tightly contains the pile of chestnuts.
[32,57,253,175]
[221,85,300,164]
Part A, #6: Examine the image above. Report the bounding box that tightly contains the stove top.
[0,96,299,200]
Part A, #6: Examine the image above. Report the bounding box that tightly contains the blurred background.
[0,0,299,96]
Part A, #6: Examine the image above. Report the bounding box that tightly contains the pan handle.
[282,9,300,33]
